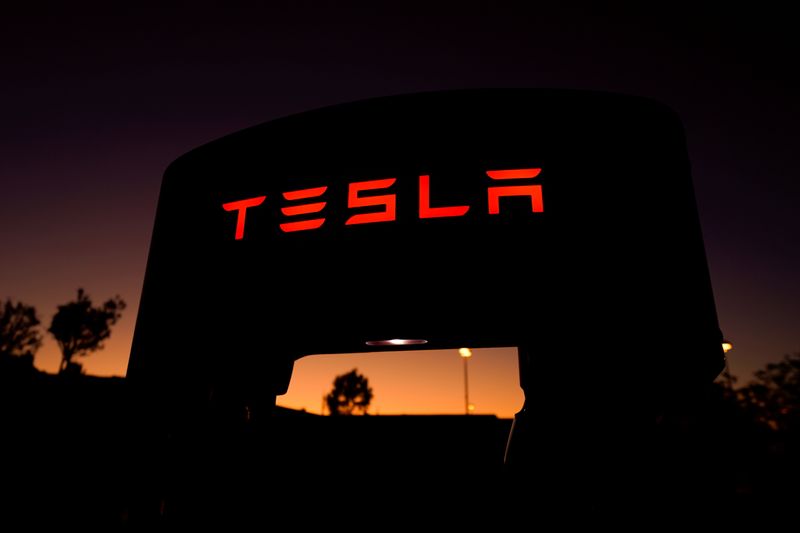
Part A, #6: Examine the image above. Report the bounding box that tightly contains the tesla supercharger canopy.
[128,89,723,421]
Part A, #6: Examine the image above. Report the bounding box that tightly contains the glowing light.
[468,403,475,412]
[280,219,326,232]
[486,168,544,215]
[419,175,469,218]
[224,166,545,239]
[486,168,542,180]
[281,202,326,216]
[280,186,327,233]
[346,178,397,225]
[222,196,266,240]
[365,339,428,346]
[488,184,543,214]
[722,340,733,353]
[283,186,328,200]
[459,347,473,358]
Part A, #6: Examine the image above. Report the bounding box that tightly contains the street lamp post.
[459,348,472,415]
[722,339,734,389]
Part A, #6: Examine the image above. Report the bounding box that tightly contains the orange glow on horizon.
[278,348,523,418]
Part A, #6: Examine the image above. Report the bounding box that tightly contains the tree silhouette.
[0,299,42,360]
[48,289,126,374]
[326,368,373,415]
[739,351,800,432]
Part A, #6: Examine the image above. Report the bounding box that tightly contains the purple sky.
[1,2,798,385]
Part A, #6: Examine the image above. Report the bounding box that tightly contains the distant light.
[468,403,475,412]
[366,338,428,346]
[459,347,473,358]
[722,340,733,353]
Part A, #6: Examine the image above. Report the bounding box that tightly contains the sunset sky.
[1,3,798,416]
[279,349,523,417]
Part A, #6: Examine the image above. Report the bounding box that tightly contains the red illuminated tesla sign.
[222,167,543,240]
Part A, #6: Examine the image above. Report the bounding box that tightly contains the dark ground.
[2,361,798,523]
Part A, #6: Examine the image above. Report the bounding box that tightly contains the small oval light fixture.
[366,338,428,346]
[458,347,473,358]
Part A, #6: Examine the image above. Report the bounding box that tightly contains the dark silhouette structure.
[127,89,725,517]
[49,289,125,373]
[325,368,373,415]
[738,351,800,432]
[0,298,42,360]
